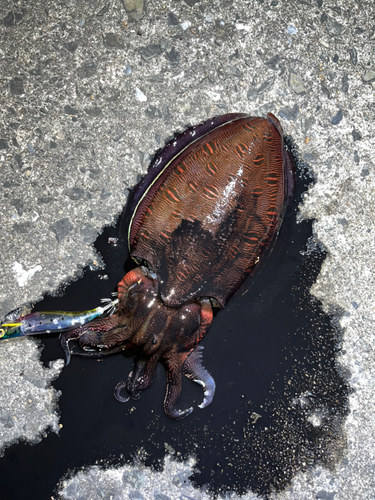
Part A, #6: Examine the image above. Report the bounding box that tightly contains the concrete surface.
[0,0,374,498]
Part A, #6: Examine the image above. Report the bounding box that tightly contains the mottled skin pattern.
[61,113,294,419]
[130,115,288,307]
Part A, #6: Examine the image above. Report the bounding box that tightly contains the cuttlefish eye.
[127,283,139,296]
[127,279,144,298]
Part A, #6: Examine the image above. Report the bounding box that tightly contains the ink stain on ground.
[0,150,349,499]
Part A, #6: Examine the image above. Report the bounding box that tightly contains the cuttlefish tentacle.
[183,346,216,409]
[69,344,127,359]
[127,352,161,398]
[115,358,146,401]
[114,381,130,403]
[60,328,82,365]
[114,352,161,402]
[163,350,192,420]
[161,298,214,419]
[60,316,127,365]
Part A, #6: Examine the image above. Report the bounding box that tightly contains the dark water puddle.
[0,157,349,499]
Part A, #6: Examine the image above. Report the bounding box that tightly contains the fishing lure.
[0,298,118,340]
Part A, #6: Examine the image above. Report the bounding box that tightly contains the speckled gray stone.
[80,223,98,245]
[129,491,145,500]
[13,221,32,234]
[9,77,24,95]
[315,491,336,500]
[324,15,344,37]
[349,47,358,66]
[165,47,180,63]
[77,61,97,78]
[123,0,145,22]
[64,105,79,115]
[49,218,74,242]
[331,109,343,125]
[139,44,164,61]
[85,106,103,117]
[352,129,362,141]
[3,11,19,27]
[103,32,125,49]
[278,103,299,120]
[64,187,85,201]
[288,71,306,95]
[321,82,331,99]
[353,150,360,164]
[145,105,162,119]
[167,12,179,26]
[363,69,375,83]
[1,1,375,499]
[341,73,349,93]
[265,54,281,70]
[360,166,370,178]
[154,493,171,500]
[217,65,242,80]
[11,198,23,216]
[65,41,78,53]
[247,77,275,100]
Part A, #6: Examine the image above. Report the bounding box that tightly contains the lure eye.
[0,329,5,338]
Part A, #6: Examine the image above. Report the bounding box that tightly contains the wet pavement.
[0,0,374,499]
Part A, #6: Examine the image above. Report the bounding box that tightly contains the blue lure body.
[0,299,118,340]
